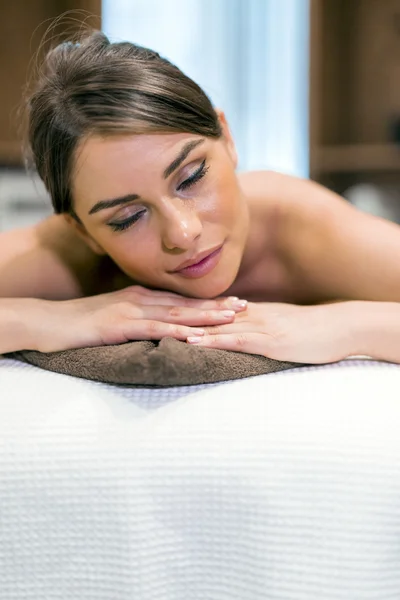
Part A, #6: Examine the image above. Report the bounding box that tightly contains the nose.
[160,199,202,251]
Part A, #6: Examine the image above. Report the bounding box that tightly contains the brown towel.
[8,338,301,387]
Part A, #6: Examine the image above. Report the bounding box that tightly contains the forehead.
[72,132,205,205]
[74,131,203,177]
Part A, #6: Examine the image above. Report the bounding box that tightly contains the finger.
[123,286,248,312]
[122,320,207,341]
[186,332,266,355]
[204,321,257,335]
[139,305,237,326]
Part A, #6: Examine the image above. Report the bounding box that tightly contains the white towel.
[1,357,400,599]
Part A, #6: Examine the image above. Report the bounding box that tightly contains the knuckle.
[179,296,191,307]
[163,324,182,338]
[146,319,160,335]
[217,297,229,308]
[171,325,183,337]
[235,334,248,348]
[130,284,146,293]
[168,306,183,318]
[205,325,222,335]
[119,287,140,302]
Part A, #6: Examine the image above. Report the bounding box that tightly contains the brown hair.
[26,30,222,218]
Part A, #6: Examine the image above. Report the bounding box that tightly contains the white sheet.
[1,356,400,599]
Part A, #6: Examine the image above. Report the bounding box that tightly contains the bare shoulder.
[238,169,296,196]
[237,169,310,249]
[238,169,400,304]
[238,169,347,217]
[36,214,101,281]
[35,214,90,254]
[238,170,284,224]
[238,170,286,208]
[237,169,308,232]
[34,215,129,296]
[0,214,126,300]
[235,170,363,303]
[238,168,357,246]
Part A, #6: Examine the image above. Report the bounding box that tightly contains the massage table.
[0,356,399,599]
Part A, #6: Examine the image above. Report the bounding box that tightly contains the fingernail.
[191,329,205,336]
[222,310,235,319]
[231,299,247,309]
[227,296,239,302]
[187,337,202,344]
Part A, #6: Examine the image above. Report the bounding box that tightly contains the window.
[102,0,309,176]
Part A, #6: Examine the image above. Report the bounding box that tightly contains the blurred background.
[1,0,400,231]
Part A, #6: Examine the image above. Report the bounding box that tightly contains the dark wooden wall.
[0,0,101,164]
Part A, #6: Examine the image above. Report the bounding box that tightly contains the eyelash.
[109,210,145,232]
[109,160,209,232]
[177,159,209,191]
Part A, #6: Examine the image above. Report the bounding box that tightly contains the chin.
[176,268,240,299]
[184,283,231,300]
[180,250,243,298]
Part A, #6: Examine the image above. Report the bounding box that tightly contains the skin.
[69,114,249,301]
[68,111,400,307]
[57,111,400,362]
[4,113,400,361]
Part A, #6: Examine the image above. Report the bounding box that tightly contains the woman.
[1,31,400,363]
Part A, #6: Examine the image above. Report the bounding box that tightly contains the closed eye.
[108,160,209,233]
[177,160,209,191]
[108,209,146,232]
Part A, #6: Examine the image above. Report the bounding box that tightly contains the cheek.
[100,232,160,276]
[201,167,241,222]
[216,177,243,225]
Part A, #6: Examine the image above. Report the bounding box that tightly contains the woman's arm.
[0,298,40,353]
[187,299,400,365]
[351,301,400,363]
[0,288,245,355]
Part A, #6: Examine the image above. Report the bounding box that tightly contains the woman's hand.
[32,285,247,353]
[187,301,358,364]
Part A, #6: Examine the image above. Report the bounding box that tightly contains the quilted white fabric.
[1,356,400,600]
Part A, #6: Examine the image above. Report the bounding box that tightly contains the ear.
[214,108,238,169]
[63,213,107,256]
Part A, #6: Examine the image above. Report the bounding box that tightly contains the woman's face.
[71,118,250,299]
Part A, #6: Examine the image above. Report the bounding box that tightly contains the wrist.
[320,300,366,358]
[345,300,400,360]
[0,298,50,354]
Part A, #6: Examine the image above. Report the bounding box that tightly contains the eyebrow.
[88,194,139,215]
[163,138,205,179]
[88,138,205,216]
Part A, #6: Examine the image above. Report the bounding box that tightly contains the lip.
[172,244,224,278]
[172,244,223,272]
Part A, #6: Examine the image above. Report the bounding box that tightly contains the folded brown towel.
[8,338,301,387]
